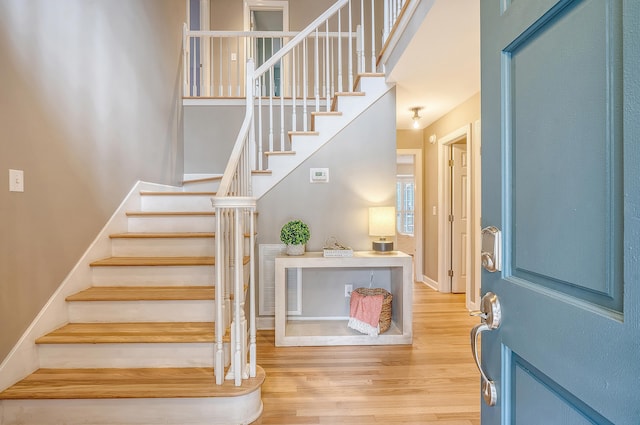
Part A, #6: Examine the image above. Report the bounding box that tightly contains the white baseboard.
[0,181,180,391]
[421,275,439,291]
[256,317,274,330]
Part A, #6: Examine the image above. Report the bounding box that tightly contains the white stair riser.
[333,94,374,113]
[37,342,224,368]
[127,216,215,233]
[141,196,214,211]
[91,265,215,287]
[182,180,220,192]
[357,75,387,93]
[0,390,263,425]
[111,238,215,257]
[68,300,216,323]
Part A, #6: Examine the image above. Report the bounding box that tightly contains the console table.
[274,251,413,346]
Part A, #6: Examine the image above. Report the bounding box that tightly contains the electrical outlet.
[344,284,353,297]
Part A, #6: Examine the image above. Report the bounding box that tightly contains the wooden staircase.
[0,73,390,424]
[0,178,264,425]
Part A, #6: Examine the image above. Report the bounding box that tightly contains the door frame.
[437,123,480,310]
[243,0,289,32]
[243,0,290,96]
[397,148,423,281]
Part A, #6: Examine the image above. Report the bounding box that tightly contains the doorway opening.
[244,1,289,97]
[437,124,481,310]
[396,149,423,282]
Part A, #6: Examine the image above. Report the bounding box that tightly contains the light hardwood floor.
[254,282,481,424]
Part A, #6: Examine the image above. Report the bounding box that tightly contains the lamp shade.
[369,207,396,237]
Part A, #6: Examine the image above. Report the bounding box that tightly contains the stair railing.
[211,60,257,386]
[208,0,390,386]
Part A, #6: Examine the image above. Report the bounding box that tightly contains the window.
[396,177,415,235]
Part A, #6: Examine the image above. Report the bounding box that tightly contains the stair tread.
[109,232,215,239]
[90,256,217,267]
[126,211,216,217]
[287,131,319,136]
[35,322,226,344]
[265,151,296,156]
[66,286,216,302]
[140,191,216,196]
[182,176,223,184]
[90,256,250,267]
[310,111,342,116]
[0,366,265,399]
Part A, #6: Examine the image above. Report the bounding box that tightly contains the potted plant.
[280,220,310,255]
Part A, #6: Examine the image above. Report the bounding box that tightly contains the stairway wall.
[0,1,186,363]
[256,88,397,320]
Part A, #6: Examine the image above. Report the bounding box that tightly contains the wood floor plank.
[253,283,481,425]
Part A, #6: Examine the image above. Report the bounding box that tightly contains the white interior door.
[451,142,468,293]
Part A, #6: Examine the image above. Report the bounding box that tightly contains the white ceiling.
[387,0,481,130]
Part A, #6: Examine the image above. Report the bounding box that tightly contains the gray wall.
[184,105,243,173]
[0,0,185,362]
[257,89,397,317]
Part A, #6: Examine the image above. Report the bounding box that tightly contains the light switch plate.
[9,169,24,192]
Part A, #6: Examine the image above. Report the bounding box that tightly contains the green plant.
[280,220,310,245]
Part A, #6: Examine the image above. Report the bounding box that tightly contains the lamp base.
[372,240,394,253]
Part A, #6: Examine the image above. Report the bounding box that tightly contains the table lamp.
[369,206,396,253]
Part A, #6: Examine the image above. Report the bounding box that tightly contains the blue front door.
[479,0,639,423]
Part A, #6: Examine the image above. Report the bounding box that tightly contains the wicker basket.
[353,287,392,333]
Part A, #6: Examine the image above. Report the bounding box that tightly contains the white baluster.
[330,38,335,99]
[292,47,297,132]
[183,24,189,95]
[371,0,376,72]
[325,21,330,111]
[337,10,343,93]
[227,40,232,96]
[360,0,366,74]
[269,68,274,153]
[383,0,389,43]
[236,39,240,96]
[249,209,257,377]
[280,57,285,151]
[303,38,308,131]
[314,28,320,112]
[191,37,197,96]
[348,0,353,91]
[214,205,224,385]
[218,38,223,96]
[258,79,263,170]
[356,24,363,76]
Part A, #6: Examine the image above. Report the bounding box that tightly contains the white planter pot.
[286,244,305,256]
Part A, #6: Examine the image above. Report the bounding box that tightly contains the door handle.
[470,292,501,406]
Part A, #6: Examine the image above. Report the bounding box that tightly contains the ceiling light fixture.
[410,107,423,129]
